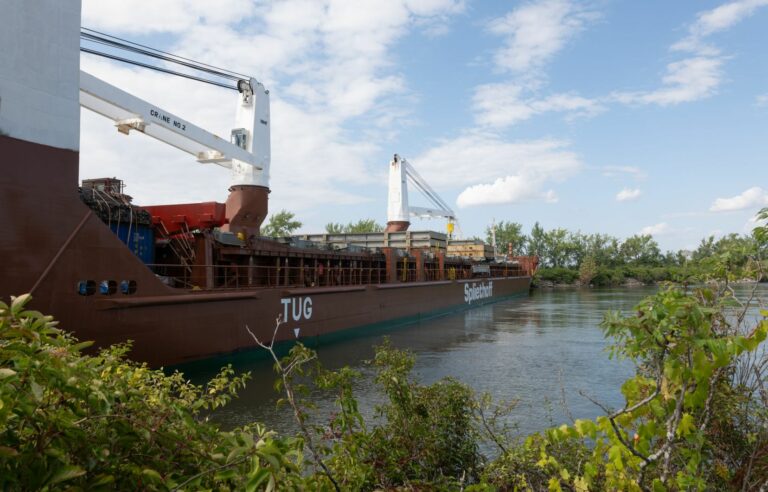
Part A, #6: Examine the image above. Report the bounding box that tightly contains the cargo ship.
[0,2,535,367]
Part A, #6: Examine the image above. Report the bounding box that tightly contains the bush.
[365,342,479,486]
[0,294,308,491]
[592,267,625,287]
[578,256,598,285]
[535,267,579,284]
[307,339,483,489]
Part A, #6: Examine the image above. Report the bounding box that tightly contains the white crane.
[386,154,460,237]
[78,71,269,189]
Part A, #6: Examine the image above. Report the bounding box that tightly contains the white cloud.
[476,0,768,126]
[611,56,724,106]
[710,187,768,212]
[79,0,465,211]
[757,93,768,106]
[602,165,647,181]
[82,0,248,34]
[472,82,603,127]
[473,53,724,125]
[640,222,672,236]
[614,1,768,107]
[408,133,581,207]
[672,0,768,54]
[487,0,596,73]
[456,177,557,207]
[616,188,641,202]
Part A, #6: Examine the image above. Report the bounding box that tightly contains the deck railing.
[146,262,528,291]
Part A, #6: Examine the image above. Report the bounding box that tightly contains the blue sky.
[79,0,768,251]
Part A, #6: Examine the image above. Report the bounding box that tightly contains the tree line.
[486,219,768,286]
[487,220,762,268]
[259,210,384,237]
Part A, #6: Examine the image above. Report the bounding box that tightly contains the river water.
[187,284,767,440]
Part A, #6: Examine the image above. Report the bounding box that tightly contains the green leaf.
[652,478,667,492]
[608,445,624,471]
[575,419,597,438]
[260,450,281,470]
[548,477,563,492]
[141,468,163,482]
[246,469,270,492]
[90,474,115,486]
[677,413,694,437]
[48,465,86,486]
[71,340,94,351]
[583,461,597,480]
[10,293,32,315]
[573,476,589,492]
[214,469,237,481]
[30,379,44,402]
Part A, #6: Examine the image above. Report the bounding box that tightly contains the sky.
[78,0,768,251]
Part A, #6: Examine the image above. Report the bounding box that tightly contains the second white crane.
[385,154,460,238]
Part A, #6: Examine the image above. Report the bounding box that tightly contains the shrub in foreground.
[0,294,307,491]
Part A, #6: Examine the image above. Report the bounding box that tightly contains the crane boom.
[404,164,454,217]
[78,71,270,188]
[386,154,458,235]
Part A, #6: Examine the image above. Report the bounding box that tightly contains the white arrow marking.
[293,327,300,338]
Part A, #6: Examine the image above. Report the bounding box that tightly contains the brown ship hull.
[91,276,529,367]
[0,135,531,367]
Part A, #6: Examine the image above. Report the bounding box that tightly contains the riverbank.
[532,266,765,289]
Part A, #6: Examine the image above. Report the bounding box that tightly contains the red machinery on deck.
[143,202,227,236]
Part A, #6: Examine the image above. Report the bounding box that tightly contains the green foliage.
[536,262,750,288]
[299,339,482,489]
[578,255,598,285]
[325,219,384,234]
[620,234,663,266]
[535,267,580,285]
[324,222,344,234]
[240,337,487,490]
[487,221,526,255]
[523,227,664,269]
[365,340,480,486]
[0,294,309,491]
[753,207,768,246]
[526,221,546,258]
[592,266,626,286]
[261,209,302,237]
[501,216,767,281]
